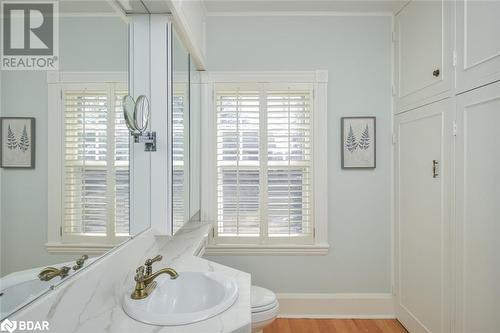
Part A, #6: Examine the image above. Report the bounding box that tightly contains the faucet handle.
[144,255,162,275]
[135,266,145,282]
[72,254,89,271]
[60,266,70,278]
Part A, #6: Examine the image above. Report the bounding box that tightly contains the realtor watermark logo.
[0,318,50,332]
[1,1,59,70]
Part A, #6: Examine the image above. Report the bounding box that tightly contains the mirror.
[171,30,202,235]
[0,3,150,320]
[171,31,190,234]
[189,55,201,223]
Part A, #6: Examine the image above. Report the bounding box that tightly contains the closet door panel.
[455,81,500,333]
[395,0,454,113]
[394,99,452,333]
[456,0,500,93]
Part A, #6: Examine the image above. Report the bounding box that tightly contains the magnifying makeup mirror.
[123,94,156,151]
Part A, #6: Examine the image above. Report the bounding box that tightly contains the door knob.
[433,69,440,77]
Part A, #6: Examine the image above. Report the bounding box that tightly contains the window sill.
[204,243,329,256]
[45,243,115,255]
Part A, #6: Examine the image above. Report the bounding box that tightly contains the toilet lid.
[251,286,277,312]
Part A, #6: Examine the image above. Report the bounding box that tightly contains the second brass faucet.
[38,266,70,281]
[130,254,178,300]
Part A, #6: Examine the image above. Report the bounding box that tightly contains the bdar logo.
[0,319,17,333]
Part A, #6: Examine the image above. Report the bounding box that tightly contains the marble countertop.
[11,223,252,333]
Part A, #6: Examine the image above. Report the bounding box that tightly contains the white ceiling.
[203,0,410,14]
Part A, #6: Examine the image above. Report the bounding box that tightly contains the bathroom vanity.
[7,222,251,333]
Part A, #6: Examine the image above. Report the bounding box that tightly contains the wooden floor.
[264,319,408,333]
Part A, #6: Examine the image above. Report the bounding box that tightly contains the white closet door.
[394,0,454,113]
[456,0,500,94]
[394,99,453,333]
[455,81,500,333]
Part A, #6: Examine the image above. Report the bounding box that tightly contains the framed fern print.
[0,117,35,168]
[341,116,376,169]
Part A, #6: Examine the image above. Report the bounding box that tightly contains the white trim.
[47,71,127,84]
[45,243,116,255]
[149,15,172,235]
[312,72,329,246]
[200,73,216,223]
[205,244,329,255]
[165,0,207,70]
[203,70,327,84]
[58,13,124,18]
[105,0,131,22]
[276,293,395,319]
[205,11,394,17]
[390,13,396,297]
[128,15,154,236]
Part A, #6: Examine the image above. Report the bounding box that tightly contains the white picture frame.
[341,116,376,169]
[0,117,36,168]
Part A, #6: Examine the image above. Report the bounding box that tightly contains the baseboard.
[276,293,395,319]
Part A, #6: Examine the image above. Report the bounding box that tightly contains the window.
[202,71,328,254]
[172,85,189,233]
[216,86,313,244]
[48,73,129,252]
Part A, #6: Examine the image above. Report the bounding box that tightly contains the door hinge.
[453,50,457,68]
[392,31,396,43]
[392,134,397,145]
[212,227,215,238]
[313,228,316,238]
[59,225,62,236]
[391,85,396,97]
[453,121,457,136]
[60,89,63,100]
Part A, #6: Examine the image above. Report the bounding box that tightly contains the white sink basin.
[122,271,238,326]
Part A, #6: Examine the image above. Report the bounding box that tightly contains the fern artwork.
[341,117,376,169]
[1,118,35,168]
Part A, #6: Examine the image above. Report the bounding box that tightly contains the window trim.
[47,72,129,254]
[201,71,329,255]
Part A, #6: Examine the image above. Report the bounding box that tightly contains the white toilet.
[251,286,279,333]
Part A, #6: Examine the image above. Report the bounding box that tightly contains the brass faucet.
[130,255,178,300]
[38,266,70,281]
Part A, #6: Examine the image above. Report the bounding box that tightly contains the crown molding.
[206,11,394,17]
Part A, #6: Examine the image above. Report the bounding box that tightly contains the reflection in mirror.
[171,31,202,235]
[189,56,201,222]
[0,4,149,320]
[172,31,190,234]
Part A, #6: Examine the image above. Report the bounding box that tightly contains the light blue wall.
[0,17,127,276]
[204,16,392,293]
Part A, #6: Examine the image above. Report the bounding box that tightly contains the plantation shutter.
[114,91,130,236]
[172,89,187,233]
[215,83,313,244]
[267,89,313,240]
[62,83,129,242]
[217,88,261,240]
